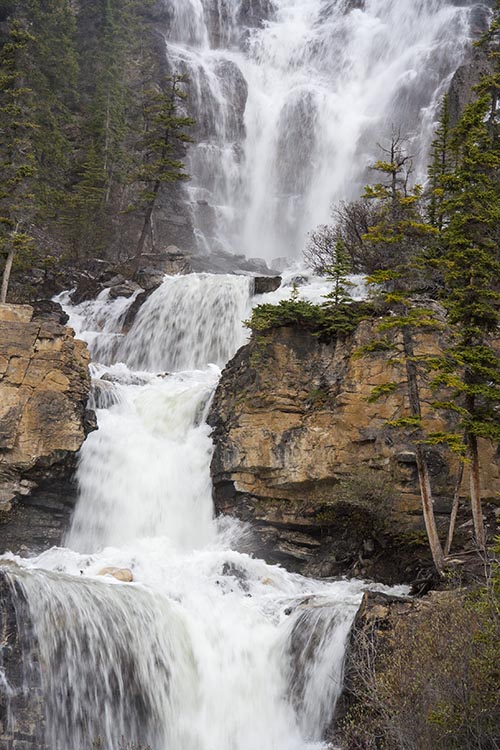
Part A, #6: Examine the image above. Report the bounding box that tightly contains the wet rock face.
[0,569,47,750]
[0,303,93,555]
[253,276,282,294]
[208,320,500,584]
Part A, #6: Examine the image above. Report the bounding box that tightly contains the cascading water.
[0,3,487,747]
[0,274,405,750]
[166,0,486,261]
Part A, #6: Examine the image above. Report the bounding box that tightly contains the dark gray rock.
[0,569,47,750]
[253,276,282,294]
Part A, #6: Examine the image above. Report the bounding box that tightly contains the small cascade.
[66,367,218,553]
[2,550,383,750]
[164,0,483,261]
[58,289,142,365]
[6,567,197,750]
[285,601,357,740]
[117,274,253,371]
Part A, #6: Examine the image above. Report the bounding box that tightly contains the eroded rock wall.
[0,303,93,554]
[209,319,500,583]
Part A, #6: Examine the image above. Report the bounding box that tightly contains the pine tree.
[427,95,452,233]
[0,17,38,302]
[362,135,446,573]
[362,131,435,274]
[421,2,500,553]
[431,47,500,551]
[324,239,353,306]
[132,74,194,260]
[24,0,79,213]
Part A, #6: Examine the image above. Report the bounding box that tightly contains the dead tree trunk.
[402,326,445,574]
[0,246,15,304]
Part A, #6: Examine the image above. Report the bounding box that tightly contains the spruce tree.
[419,3,500,553]
[363,136,446,573]
[0,17,38,302]
[427,95,452,233]
[25,0,79,213]
[132,74,194,260]
[432,47,500,551]
[324,239,353,306]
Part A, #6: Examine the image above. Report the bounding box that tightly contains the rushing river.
[2,274,402,750]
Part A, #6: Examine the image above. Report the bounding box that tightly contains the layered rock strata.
[209,319,500,583]
[0,303,93,554]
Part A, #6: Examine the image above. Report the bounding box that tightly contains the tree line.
[0,0,194,301]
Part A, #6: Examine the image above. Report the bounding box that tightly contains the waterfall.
[165,0,483,261]
[1,274,406,749]
[117,273,253,371]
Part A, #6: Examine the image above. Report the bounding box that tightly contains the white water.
[1,275,406,749]
[165,0,483,261]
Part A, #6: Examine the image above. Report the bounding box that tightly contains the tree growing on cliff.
[0,17,37,302]
[362,137,446,573]
[131,74,194,260]
[429,28,500,552]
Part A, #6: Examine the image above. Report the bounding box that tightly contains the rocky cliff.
[209,318,500,583]
[0,303,93,554]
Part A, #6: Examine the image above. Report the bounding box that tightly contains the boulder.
[97,567,134,583]
[253,276,282,295]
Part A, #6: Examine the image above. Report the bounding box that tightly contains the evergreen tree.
[415,3,500,553]
[324,239,353,306]
[362,131,435,274]
[427,95,452,233]
[25,0,79,213]
[0,17,38,302]
[132,74,194,260]
[362,136,446,573]
[431,39,500,551]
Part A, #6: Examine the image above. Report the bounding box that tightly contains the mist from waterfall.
[165,0,482,262]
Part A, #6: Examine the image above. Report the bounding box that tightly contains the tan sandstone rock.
[98,567,134,582]
[0,303,93,552]
[208,317,500,583]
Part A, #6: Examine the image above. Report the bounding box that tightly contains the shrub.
[245,298,373,338]
[338,544,500,750]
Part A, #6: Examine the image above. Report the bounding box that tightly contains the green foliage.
[425,431,467,456]
[386,415,422,429]
[0,15,38,293]
[322,238,354,305]
[353,337,395,358]
[427,95,452,233]
[133,74,194,206]
[245,290,370,339]
[360,131,436,273]
[425,8,500,468]
[366,382,398,403]
[0,0,191,268]
[245,297,328,332]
